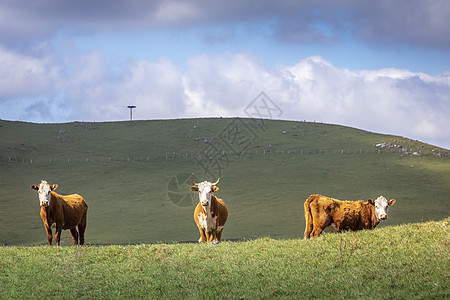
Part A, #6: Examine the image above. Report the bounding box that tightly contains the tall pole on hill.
[127,105,136,126]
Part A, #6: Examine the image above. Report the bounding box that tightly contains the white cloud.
[61,52,186,121]
[0,47,61,100]
[183,52,278,117]
[280,57,450,146]
[0,49,448,148]
[181,53,450,148]
[119,58,186,120]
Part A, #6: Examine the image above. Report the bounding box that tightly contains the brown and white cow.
[304,194,396,239]
[31,180,88,246]
[191,179,228,243]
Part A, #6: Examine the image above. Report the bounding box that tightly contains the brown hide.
[39,192,88,246]
[194,194,228,243]
[304,194,378,239]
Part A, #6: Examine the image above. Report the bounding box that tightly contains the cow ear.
[212,186,219,193]
[190,186,199,192]
[368,199,375,205]
[30,185,39,191]
[388,199,396,206]
[50,184,58,191]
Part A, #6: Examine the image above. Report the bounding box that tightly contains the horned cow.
[304,194,396,238]
[191,179,228,243]
[30,180,88,246]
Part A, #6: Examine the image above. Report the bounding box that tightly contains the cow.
[30,180,88,246]
[191,179,228,243]
[304,194,396,239]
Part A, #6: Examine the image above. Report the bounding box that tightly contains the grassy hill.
[1,219,449,299]
[0,118,449,245]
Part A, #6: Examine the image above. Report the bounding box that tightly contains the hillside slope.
[0,118,449,245]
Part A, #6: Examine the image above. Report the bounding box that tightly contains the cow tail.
[303,195,315,239]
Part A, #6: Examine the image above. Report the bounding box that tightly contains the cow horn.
[212,178,220,186]
[190,179,198,186]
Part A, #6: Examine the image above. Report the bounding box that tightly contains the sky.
[0,0,449,149]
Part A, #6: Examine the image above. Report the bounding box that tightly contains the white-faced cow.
[304,194,396,239]
[191,179,228,243]
[30,180,88,246]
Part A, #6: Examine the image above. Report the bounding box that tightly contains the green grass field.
[0,118,449,245]
[1,219,449,299]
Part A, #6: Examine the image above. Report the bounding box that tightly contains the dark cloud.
[1,1,449,52]
[349,0,450,49]
[271,1,450,49]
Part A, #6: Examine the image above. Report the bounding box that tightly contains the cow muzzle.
[379,214,387,220]
[40,201,49,207]
[201,201,208,207]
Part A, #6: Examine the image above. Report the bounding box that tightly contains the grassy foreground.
[1,219,449,299]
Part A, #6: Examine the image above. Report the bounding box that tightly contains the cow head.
[30,180,58,207]
[368,196,396,220]
[190,179,220,209]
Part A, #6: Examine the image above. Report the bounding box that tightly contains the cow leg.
[216,228,224,242]
[198,226,207,243]
[312,217,332,237]
[304,220,314,239]
[78,226,85,245]
[310,222,322,238]
[312,227,324,237]
[204,231,212,243]
[69,228,79,245]
[78,213,87,245]
[304,226,312,239]
[54,225,62,246]
[304,205,314,239]
[207,229,217,243]
[45,226,53,246]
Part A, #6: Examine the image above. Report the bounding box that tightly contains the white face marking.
[196,181,214,209]
[374,196,390,220]
[37,181,52,207]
